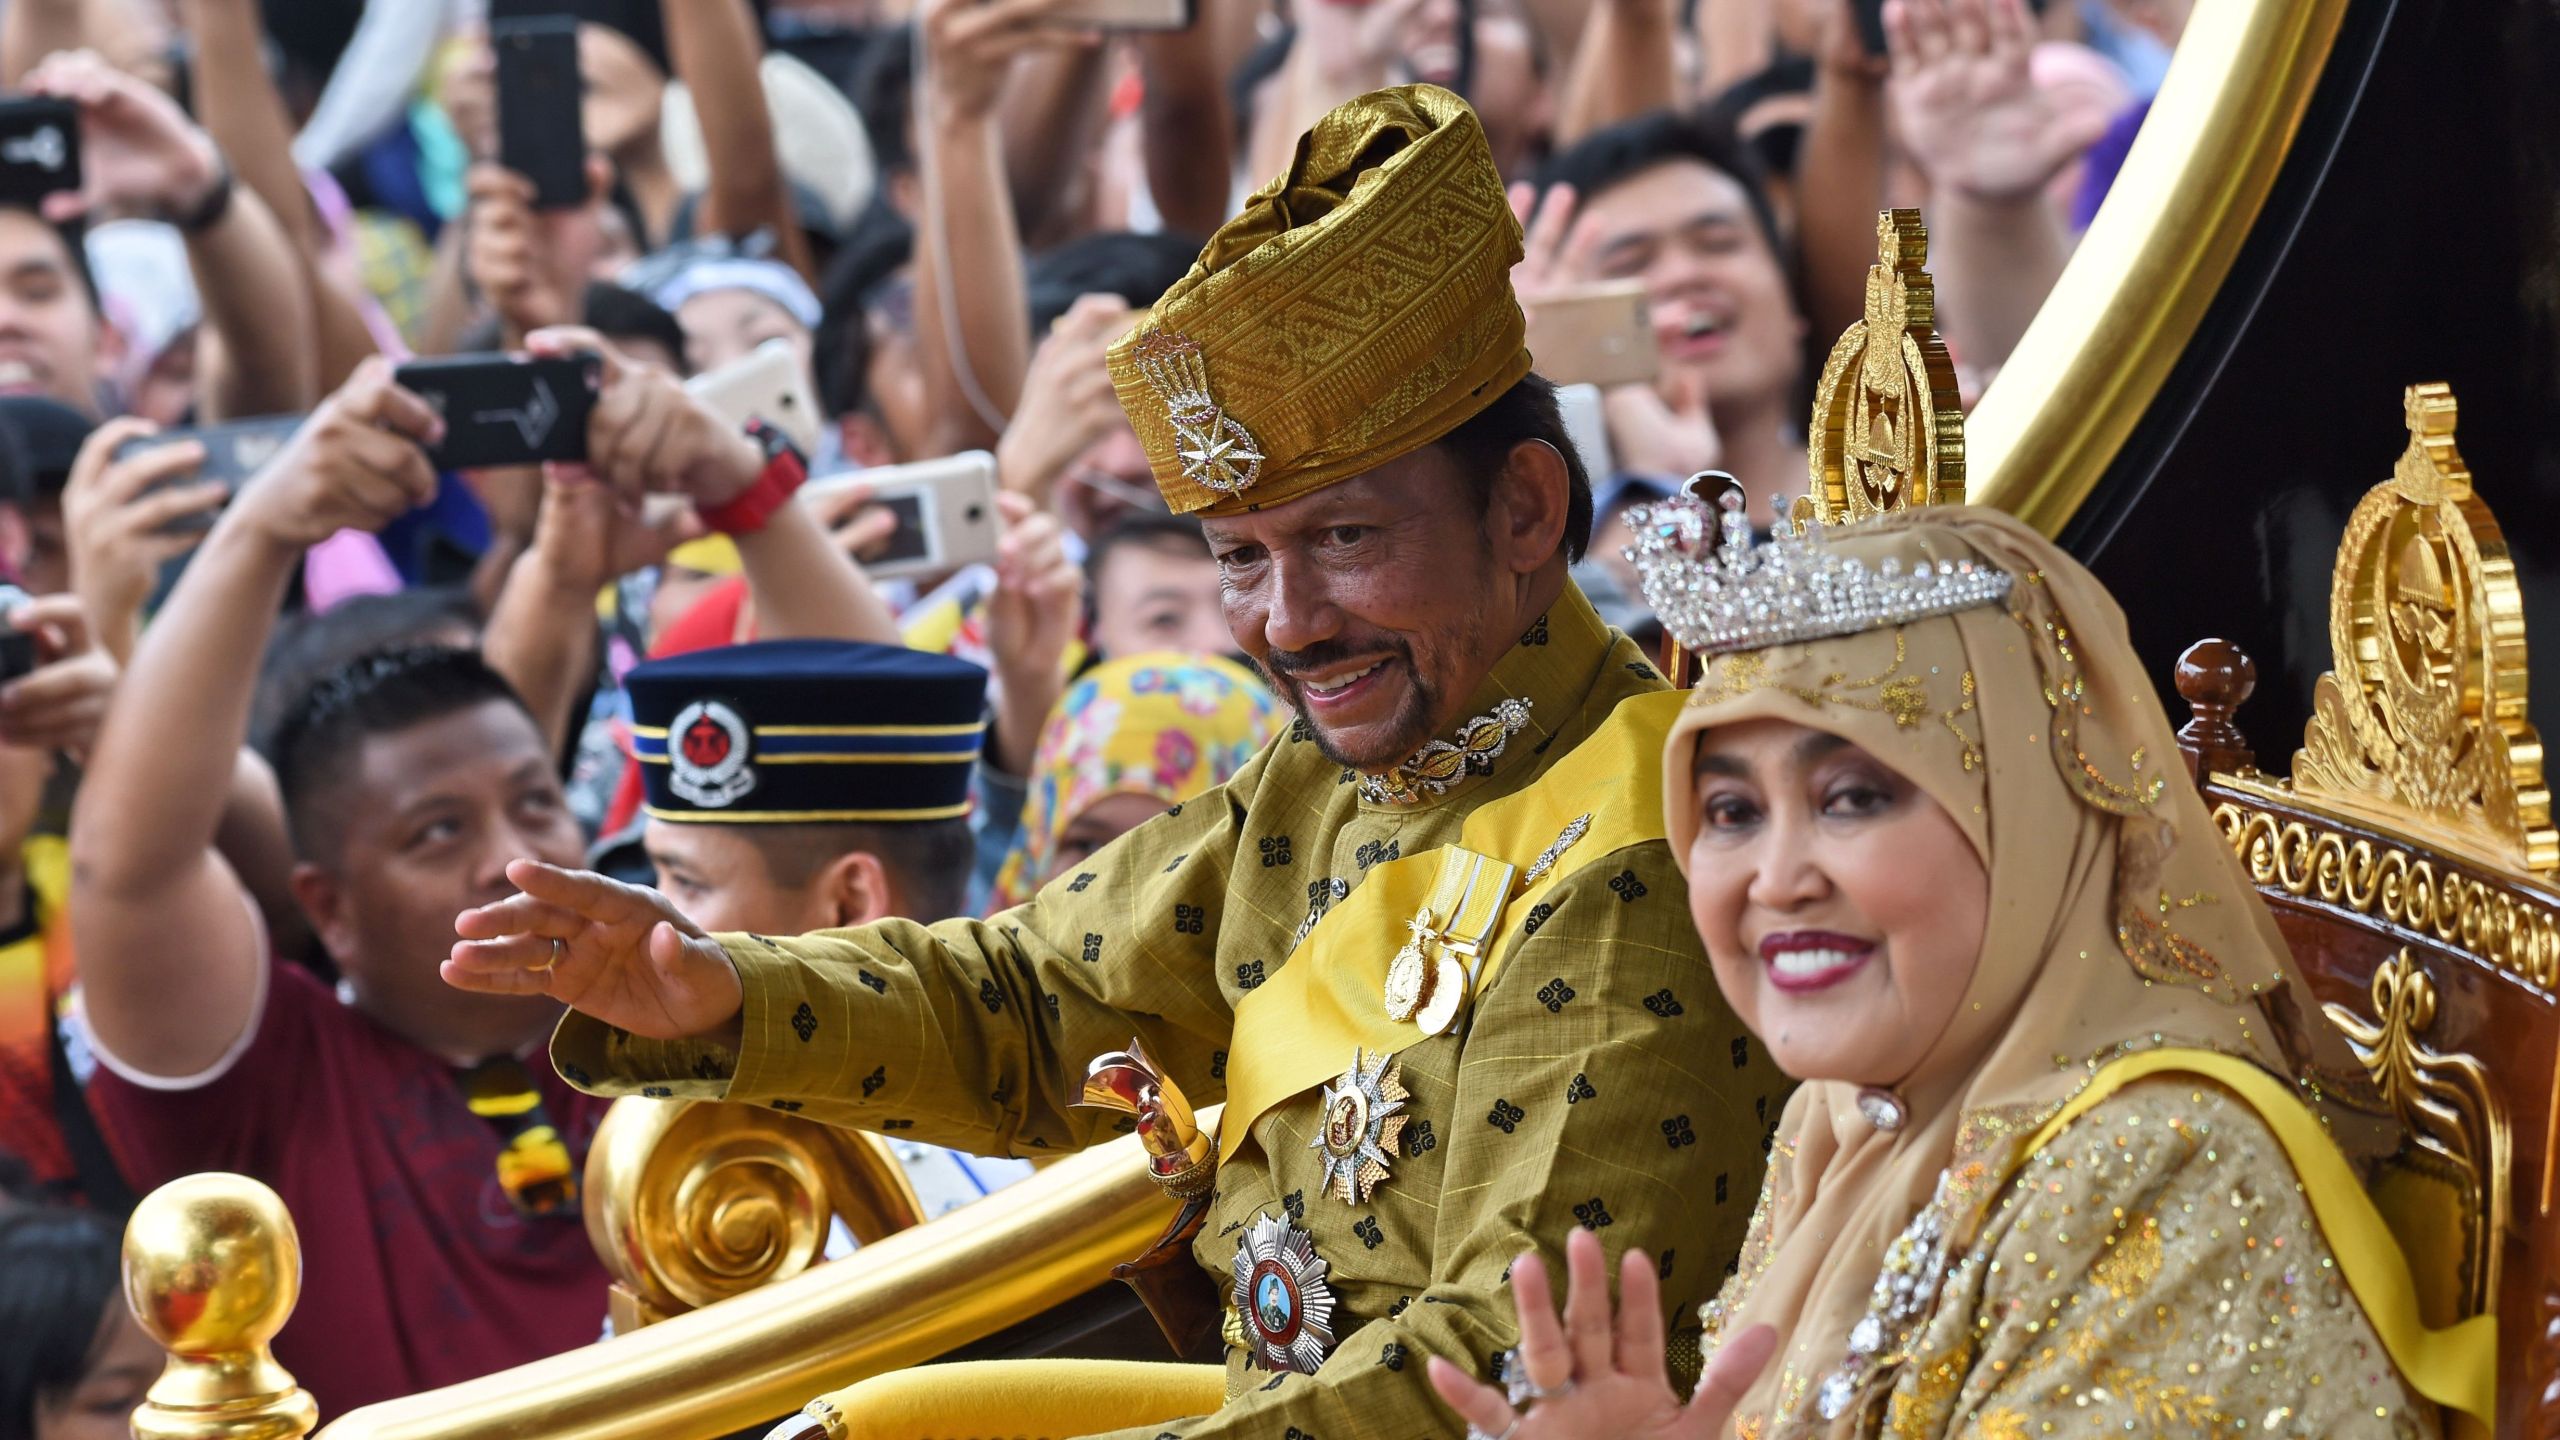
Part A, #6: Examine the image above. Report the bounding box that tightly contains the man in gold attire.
[447,85,1787,1438]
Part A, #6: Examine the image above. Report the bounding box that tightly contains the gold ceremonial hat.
[1108,84,1530,516]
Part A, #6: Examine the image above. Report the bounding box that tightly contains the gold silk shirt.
[556,583,1791,1439]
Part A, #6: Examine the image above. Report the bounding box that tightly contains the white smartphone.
[683,338,823,456]
[804,451,1003,582]
[1554,382,1615,481]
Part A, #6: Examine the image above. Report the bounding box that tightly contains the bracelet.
[168,156,235,235]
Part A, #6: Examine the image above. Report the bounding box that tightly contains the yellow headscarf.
[1106,84,1529,516]
[991,653,1286,911]
[1656,506,2374,1432]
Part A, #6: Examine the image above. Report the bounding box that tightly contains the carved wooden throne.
[2173,383,2553,1438]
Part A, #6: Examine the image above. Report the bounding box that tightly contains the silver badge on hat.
[667,699,756,808]
[1132,330,1263,496]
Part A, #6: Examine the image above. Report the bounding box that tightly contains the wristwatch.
[696,418,807,536]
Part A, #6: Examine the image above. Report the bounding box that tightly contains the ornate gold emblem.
[2290,383,2554,875]
[1130,330,1264,496]
[2320,948,2508,1315]
[1360,697,1533,806]
[1310,1048,1410,1204]
[1799,209,1963,527]
[1382,908,1435,1022]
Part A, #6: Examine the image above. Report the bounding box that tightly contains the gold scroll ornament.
[2291,382,2555,875]
[1799,209,1966,528]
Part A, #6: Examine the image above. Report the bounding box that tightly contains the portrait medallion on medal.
[1231,1212,1337,1373]
[1310,1048,1409,1204]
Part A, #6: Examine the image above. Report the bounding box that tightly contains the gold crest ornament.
[1232,1213,1338,1373]
[1129,330,1264,496]
[1106,84,1529,516]
[1310,1048,1410,1204]
[1360,698,1534,807]
[2291,383,2554,875]
[1382,907,1436,1022]
[1799,209,1964,527]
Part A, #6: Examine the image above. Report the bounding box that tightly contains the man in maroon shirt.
[63,360,613,1419]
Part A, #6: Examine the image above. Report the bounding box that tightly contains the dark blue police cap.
[627,639,988,824]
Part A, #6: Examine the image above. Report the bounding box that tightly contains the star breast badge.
[1132,330,1264,496]
[1311,1048,1410,1205]
[1232,1212,1338,1373]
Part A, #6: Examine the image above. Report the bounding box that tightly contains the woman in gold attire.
[1431,498,2486,1438]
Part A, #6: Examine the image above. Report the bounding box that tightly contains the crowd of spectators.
[0,0,2188,1427]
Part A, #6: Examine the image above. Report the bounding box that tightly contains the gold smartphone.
[1524,281,1661,389]
[1036,0,1191,29]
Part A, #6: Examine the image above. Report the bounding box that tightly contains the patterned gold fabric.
[1106,84,1530,517]
[554,584,1789,1439]
[1868,1079,2432,1439]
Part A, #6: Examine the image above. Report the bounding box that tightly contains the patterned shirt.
[557,583,1791,1438]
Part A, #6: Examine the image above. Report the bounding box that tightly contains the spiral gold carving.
[585,1098,925,1325]
[1799,209,1965,528]
[2211,798,2560,993]
[2320,949,2508,1316]
[2291,383,2555,876]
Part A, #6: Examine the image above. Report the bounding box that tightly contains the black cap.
[627,639,989,823]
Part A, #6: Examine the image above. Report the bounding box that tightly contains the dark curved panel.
[2062,0,2560,757]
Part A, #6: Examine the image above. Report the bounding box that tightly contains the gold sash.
[1218,690,1687,1164]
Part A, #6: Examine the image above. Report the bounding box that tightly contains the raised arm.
[68,360,441,1079]
[912,0,1093,453]
[525,325,901,647]
[482,467,703,755]
[1131,6,1237,239]
[665,0,815,285]
[1796,0,1891,342]
[1883,0,2102,379]
[27,49,320,418]
[1555,0,1682,149]
[450,750,1257,1155]
[176,0,380,390]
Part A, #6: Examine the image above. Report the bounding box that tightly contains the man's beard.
[1254,635,1444,773]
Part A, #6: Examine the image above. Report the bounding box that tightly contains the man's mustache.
[1259,637,1411,680]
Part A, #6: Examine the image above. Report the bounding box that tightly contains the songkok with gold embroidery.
[1107,84,1530,516]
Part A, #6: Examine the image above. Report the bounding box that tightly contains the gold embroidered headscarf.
[1656,506,2370,1433]
[1106,84,1530,516]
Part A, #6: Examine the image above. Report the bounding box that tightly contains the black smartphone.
[113,413,306,534]
[0,97,81,207]
[0,584,37,682]
[394,353,601,470]
[1850,0,1887,56]
[492,16,587,210]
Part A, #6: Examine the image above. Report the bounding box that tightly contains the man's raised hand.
[448,859,747,1045]
[227,357,443,552]
[526,326,765,511]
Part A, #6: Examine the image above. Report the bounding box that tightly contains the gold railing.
[120,1130,1181,1440]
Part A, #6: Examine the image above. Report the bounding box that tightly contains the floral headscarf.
[991,653,1286,911]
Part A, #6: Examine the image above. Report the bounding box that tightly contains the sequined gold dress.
[1717,1078,2434,1439]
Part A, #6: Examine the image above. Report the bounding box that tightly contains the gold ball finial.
[121,1173,318,1440]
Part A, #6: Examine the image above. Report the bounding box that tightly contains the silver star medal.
[1232,1212,1337,1373]
[1309,1048,1410,1204]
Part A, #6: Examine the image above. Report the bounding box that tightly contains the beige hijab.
[1659,506,2366,1433]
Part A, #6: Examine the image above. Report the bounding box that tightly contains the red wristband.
[696,420,808,536]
